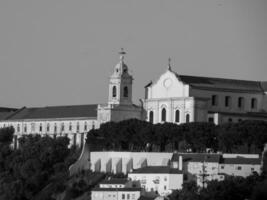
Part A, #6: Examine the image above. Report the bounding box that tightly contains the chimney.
[179,156,183,171]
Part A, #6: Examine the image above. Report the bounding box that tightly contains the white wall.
[190,88,266,114]
[147,70,190,99]
[92,190,141,200]
[128,173,183,196]
[219,164,261,177]
[90,152,173,174]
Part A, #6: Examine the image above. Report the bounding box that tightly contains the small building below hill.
[91,178,142,200]
[128,166,183,196]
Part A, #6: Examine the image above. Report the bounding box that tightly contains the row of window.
[149,109,190,123]
[112,86,129,98]
[2,121,95,133]
[208,117,243,123]
[122,193,136,200]
[220,165,255,172]
[211,95,258,109]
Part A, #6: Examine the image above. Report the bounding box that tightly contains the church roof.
[145,70,266,93]
[208,111,267,118]
[3,104,98,121]
[177,74,265,93]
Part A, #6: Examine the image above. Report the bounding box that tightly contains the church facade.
[143,61,267,124]
[0,50,143,148]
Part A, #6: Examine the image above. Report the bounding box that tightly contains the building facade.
[143,62,267,124]
[91,178,142,200]
[128,166,183,196]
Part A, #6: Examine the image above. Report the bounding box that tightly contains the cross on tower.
[119,48,126,62]
[168,57,172,70]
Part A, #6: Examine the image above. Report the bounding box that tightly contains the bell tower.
[108,48,133,105]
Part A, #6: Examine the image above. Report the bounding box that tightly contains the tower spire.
[168,57,172,71]
[119,48,126,62]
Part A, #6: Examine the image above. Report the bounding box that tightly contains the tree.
[0,134,78,200]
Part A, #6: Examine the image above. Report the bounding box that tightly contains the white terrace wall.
[90,152,173,174]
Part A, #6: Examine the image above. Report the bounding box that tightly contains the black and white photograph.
[0,0,267,199]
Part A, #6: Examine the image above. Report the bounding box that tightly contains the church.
[1,49,267,148]
[144,60,267,124]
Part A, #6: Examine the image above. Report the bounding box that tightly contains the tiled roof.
[92,187,141,192]
[130,166,182,174]
[0,107,17,112]
[100,178,128,185]
[171,153,221,163]
[177,74,264,93]
[0,112,13,120]
[208,111,267,118]
[0,107,17,120]
[4,104,98,120]
[220,157,261,165]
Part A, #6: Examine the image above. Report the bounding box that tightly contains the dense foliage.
[86,119,267,153]
[0,127,80,200]
[169,174,267,200]
[1,119,267,199]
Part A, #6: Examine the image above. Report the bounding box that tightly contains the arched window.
[17,124,20,132]
[47,123,50,132]
[61,123,64,132]
[31,123,35,132]
[225,96,231,107]
[123,86,128,97]
[161,108,166,122]
[24,125,27,133]
[251,98,257,109]
[92,121,95,129]
[112,86,117,97]
[238,97,244,109]
[54,123,57,133]
[39,124,42,132]
[149,111,154,123]
[84,122,87,131]
[186,114,190,123]
[175,110,180,123]
[77,122,80,132]
[69,122,72,131]
[211,95,218,106]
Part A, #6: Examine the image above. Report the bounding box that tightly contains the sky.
[0,0,266,108]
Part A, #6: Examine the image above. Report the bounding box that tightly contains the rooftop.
[100,178,128,185]
[130,166,182,174]
[92,187,141,192]
[178,74,266,93]
[220,157,261,165]
[171,153,221,163]
[3,104,98,121]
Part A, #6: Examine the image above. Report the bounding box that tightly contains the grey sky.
[0,0,266,107]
